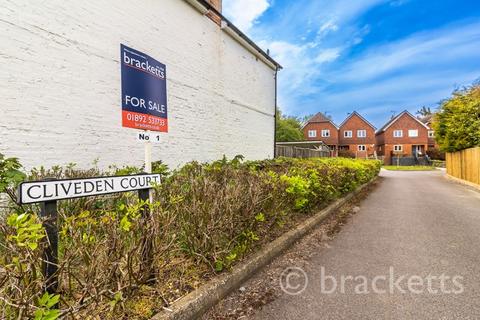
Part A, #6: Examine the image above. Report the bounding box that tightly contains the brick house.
[419,114,437,149]
[376,111,431,164]
[338,111,376,158]
[302,112,339,155]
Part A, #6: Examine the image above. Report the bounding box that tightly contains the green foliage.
[416,106,432,116]
[433,84,480,152]
[151,160,169,178]
[276,109,304,142]
[0,153,26,203]
[7,213,45,250]
[0,155,381,318]
[280,175,311,209]
[34,293,60,320]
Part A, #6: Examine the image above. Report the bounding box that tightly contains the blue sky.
[223,0,480,127]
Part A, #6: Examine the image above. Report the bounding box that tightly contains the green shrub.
[0,155,381,318]
[434,84,480,152]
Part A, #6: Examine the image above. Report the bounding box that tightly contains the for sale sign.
[121,44,168,132]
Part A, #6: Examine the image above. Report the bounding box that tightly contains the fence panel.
[275,146,330,159]
[446,146,480,186]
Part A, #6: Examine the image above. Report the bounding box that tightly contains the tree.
[416,106,432,117]
[433,84,480,152]
[275,109,304,142]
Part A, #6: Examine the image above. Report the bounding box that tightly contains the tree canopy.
[416,106,432,117]
[275,109,304,142]
[433,84,480,152]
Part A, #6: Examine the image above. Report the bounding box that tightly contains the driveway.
[252,169,480,319]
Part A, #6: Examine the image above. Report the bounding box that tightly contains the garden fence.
[275,146,330,159]
[446,146,480,186]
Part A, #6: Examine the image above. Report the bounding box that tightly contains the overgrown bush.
[434,84,480,152]
[0,154,381,319]
[426,147,445,161]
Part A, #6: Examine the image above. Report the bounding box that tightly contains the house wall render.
[0,0,277,170]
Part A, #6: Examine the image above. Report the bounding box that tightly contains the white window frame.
[428,130,435,138]
[308,130,317,138]
[393,130,403,138]
[321,129,330,137]
[358,145,366,151]
[408,129,418,137]
[357,129,367,138]
[344,130,353,138]
[393,145,403,152]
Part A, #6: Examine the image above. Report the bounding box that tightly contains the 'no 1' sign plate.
[121,44,168,132]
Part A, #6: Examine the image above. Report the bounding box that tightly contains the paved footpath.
[252,170,480,319]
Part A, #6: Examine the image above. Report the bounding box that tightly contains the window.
[358,145,366,151]
[308,130,317,138]
[428,130,435,138]
[321,129,330,137]
[393,130,403,138]
[408,129,418,137]
[344,130,353,138]
[393,145,403,152]
[357,129,367,138]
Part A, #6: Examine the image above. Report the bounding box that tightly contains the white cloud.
[315,48,341,63]
[336,21,480,83]
[296,20,480,125]
[318,19,339,36]
[222,0,270,33]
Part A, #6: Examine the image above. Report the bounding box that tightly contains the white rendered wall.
[0,0,276,171]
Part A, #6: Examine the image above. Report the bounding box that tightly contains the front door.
[412,145,423,156]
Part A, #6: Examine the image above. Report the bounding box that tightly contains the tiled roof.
[376,110,430,134]
[303,112,339,129]
[339,111,376,130]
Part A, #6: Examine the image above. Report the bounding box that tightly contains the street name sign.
[121,44,168,132]
[18,174,161,204]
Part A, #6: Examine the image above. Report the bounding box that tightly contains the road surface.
[251,169,480,319]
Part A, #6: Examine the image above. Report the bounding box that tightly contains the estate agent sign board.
[121,44,168,132]
[18,174,161,204]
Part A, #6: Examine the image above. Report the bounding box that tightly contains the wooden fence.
[275,146,330,159]
[446,146,480,186]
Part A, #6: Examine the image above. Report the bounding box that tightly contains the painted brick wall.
[0,0,276,171]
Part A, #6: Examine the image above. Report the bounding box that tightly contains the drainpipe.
[273,67,279,158]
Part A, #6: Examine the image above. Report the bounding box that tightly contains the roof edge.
[339,111,376,130]
[186,0,282,70]
[376,110,430,134]
[302,112,339,129]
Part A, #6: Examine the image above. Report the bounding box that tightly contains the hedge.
[0,155,381,319]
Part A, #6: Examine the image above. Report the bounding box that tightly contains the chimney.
[206,0,222,12]
[206,0,222,25]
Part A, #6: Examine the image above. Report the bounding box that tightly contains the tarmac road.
[252,169,480,320]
